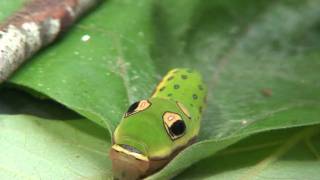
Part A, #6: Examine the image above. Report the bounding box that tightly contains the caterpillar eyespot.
[110,68,207,179]
[170,120,186,136]
[124,100,151,117]
[125,101,139,115]
[163,111,186,140]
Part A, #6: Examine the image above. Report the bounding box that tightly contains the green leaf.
[0,0,24,21]
[0,114,112,179]
[176,126,320,180]
[2,0,320,179]
[8,0,158,133]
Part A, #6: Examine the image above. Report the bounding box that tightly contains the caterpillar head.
[109,98,195,179]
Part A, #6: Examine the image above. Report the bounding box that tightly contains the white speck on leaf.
[241,120,248,125]
[81,34,90,42]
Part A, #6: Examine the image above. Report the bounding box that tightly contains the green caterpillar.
[110,68,207,179]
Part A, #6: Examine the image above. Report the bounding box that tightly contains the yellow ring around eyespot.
[112,144,149,161]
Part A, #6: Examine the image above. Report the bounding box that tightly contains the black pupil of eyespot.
[170,120,186,136]
[126,101,140,114]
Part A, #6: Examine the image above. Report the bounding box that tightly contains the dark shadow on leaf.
[0,85,81,120]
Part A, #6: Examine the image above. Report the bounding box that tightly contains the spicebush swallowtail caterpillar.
[110,68,207,179]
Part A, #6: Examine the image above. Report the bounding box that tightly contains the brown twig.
[0,0,99,83]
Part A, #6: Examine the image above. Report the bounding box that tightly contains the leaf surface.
[0,114,111,179]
